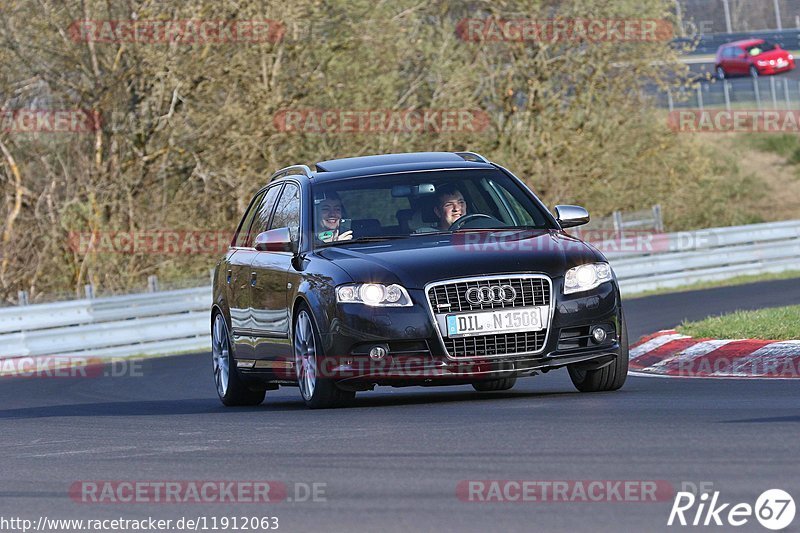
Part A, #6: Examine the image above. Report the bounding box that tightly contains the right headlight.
[563,262,613,295]
[336,283,413,307]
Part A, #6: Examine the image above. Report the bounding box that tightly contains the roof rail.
[454,152,490,163]
[270,164,313,182]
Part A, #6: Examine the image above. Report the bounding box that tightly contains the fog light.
[592,327,607,344]
[369,345,388,360]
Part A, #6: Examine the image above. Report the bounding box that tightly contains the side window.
[270,183,301,245]
[233,190,266,247]
[248,185,284,246]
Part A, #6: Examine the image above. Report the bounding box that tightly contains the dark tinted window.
[747,41,776,56]
[233,190,266,247]
[247,185,283,246]
[270,183,301,245]
[312,169,554,246]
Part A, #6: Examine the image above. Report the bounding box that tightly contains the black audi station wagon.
[211,152,628,408]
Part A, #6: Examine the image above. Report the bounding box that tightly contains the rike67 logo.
[668,488,795,530]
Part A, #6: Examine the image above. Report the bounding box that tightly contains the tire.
[294,305,356,409]
[472,377,517,392]
[212,312,266,406]
[716,66,726,80]
[750,65,759,78]
[567,311,629,393]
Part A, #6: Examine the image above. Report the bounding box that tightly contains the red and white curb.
[629,330,800,379]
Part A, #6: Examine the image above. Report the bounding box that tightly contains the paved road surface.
[1,278,798,532]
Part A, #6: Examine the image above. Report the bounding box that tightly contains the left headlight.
[336,283,413,307]
[563,263,613,295]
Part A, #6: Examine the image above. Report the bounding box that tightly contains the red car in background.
[715,39,795,79]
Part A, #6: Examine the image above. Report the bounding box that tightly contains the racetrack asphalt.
[0,277,798,532]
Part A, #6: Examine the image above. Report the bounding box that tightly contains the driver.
[315,192,353,242]
[433,185,467,230]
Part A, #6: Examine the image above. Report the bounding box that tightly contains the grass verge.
[677,304,800,340]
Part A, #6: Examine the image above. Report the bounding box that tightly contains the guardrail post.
[696,85,704,110]
[723,80,731,111]
[84,284,95,299]
[753,77,762,109]
[612,211,623,234]
[784,78,791,108]
[17,290,29,306]
[653,205,664,232]
[770,76,778,108]
[147,275,159,293]
[209,268,215,284]
[667,90,674,112]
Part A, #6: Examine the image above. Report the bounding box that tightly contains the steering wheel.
[448,213,494,231]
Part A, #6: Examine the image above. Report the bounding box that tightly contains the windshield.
[747,41,776,56]
[312,169,554,246]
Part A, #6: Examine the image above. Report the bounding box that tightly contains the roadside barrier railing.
[2,220,798,359]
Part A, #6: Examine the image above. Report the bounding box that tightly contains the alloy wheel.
[212,313,230,397]
[294,310,317,400]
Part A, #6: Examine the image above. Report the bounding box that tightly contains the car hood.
[755,49,791,61]
[315,229,604,289]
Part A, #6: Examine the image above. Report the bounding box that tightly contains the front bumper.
[755,61,795,75]
[320,277,622,386]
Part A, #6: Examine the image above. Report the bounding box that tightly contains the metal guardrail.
[608,219,800,293]
[2,220,799,359]
[0,287,210,359]
[684,29,800,56]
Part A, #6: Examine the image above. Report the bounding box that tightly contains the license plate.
[445,306,547,338]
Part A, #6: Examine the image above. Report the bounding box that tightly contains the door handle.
[250,271,257,286]
[226,269,232,284]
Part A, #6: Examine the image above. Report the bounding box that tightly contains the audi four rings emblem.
[465,285,517,305]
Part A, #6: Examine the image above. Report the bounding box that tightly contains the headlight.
[336,283,413,307]
[563,263,613,295]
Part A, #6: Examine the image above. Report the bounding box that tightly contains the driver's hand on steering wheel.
[319,229,353,242]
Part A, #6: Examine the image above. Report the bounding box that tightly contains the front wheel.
[294,306,356,409]
[212,313,266,406]
[567,311,628,392]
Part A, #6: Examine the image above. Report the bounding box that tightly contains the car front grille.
[426,275,552,359]
[442,331,547,358]
[427,277,550,313]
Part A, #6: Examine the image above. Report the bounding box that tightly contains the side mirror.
[254,228,295,253]
[555,205,590,229]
